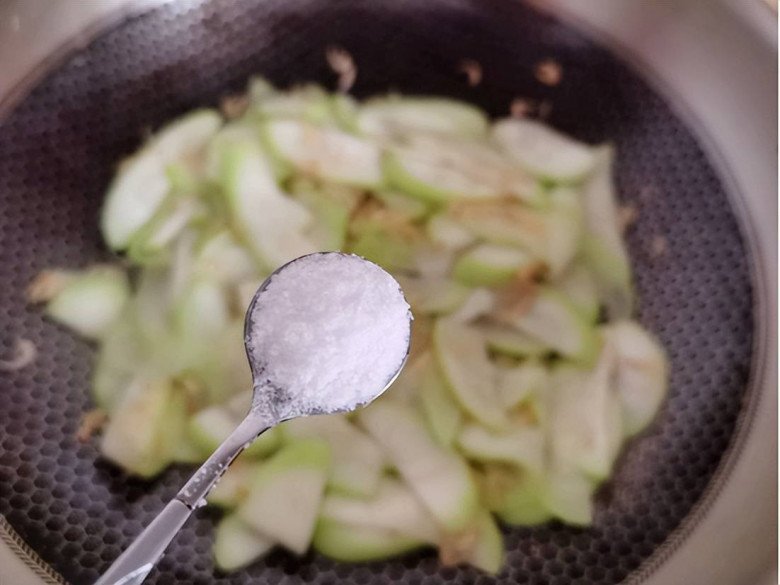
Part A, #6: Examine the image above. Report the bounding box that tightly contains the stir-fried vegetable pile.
[32,78,667,574]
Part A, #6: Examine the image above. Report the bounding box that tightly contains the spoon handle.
[94,410,277,585]
[176,411,275,508]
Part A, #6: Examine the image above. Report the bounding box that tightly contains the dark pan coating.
[0,0,754,583]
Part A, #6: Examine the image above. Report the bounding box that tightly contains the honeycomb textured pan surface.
[0,0,754,583]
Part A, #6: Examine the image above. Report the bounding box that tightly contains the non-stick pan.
[0,0,773,584]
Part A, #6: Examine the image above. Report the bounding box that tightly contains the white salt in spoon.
[95,252,412,585]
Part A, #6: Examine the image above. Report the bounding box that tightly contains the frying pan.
[0,0,775,584]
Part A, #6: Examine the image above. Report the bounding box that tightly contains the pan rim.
[0,1,772,583]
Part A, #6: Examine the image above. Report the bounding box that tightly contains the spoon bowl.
[244,252,412,420]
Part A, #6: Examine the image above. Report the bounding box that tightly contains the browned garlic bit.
[510,98,533,118]
[618,203,639,233]
[220,94,250,120]
[76,409,109,443]
[458,59,482,87]
[326,46,357,93]
[534,58,563,86]
[27,269,73,303]
[650,235,669,258]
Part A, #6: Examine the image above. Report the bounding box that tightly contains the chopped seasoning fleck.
[510,98,534,118]
[27,270,72,303]
[77,409,108,443]
[326,46,357,93]
[458,59,482,87]
[534,58,563,86]
[0,338,37,371]
[650,235,669,258]
[220,93,250,120]
[618,203,639,233]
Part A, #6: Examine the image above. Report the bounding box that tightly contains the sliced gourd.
[100,377,182,477]
[396,275,471,316]
[581,146,634,319]
[418,360,463,447]
[555,261,600,323]
[541,468,595,526]
[433,318,507,430]
[166,281,237,394]
[542,188,584,277]
[218,140,317,269]
[247,75,276,103]
[481,325,547,360]
[189,405,282,460]
[447,288,495,323]
[384,133,537,204]
[457,422,544,472]
[101,109,221,249]
[189,321,253,405]
[295,188,351,250]
[289,179,364,251]
[330,93,360,132]
[205,122,268,179]
[426,215,477,251]
[464,511,504,574]
[283,414,386,498]
[479,467,551,526]
[384,351,432,405]
[357,96,489,139]
[171,436,205,465]
[127,193,206,265]
[46,266,130,340]
[547,350,623,482]
[348,227,418,273]
[412,245,456,278]
[439,510,504,574]
[480,454,592,526]
[495,286,601,366]
[194,229,259,285]
[208,460,257,509]
[348,206,422,273]
[166,229,198,302]
[91,312,146,412]
[603,320,668,437]
[359,400,480,532]
[172,279,230,341]
[251,83,333,124]
[495,361,548,410]
[214,514,274,572]
[313,518,426,563]
[319,477,439,543]
[264,119,383,188]
[238,439,331,554]
[373,189,431,221]
[448,190,582,277]
[453,243,536,287]
[448,199,546,250]
[492,118,596,183]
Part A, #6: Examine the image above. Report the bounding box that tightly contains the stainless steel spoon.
[95,252,411,585]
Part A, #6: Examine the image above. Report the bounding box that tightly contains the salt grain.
[247,253,411,414]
